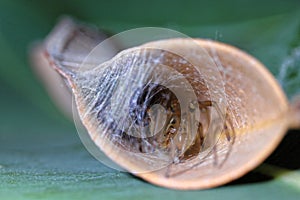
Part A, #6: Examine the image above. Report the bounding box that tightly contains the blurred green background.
[0,0,300,199]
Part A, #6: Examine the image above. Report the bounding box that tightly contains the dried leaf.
[38,18,298,190]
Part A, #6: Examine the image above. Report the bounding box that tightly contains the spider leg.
[176,100,214,162]
[165,101,236,177]
[213,144,218,166]
[198,100,234,167]
[178,123,203,161]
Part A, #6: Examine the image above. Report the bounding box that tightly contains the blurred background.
[0,0,299,199]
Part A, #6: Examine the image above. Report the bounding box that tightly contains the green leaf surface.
[0,0,299,199]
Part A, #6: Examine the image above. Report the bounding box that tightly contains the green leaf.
[0,0,299,199]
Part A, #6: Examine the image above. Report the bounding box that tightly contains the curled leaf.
[32,18,299,190]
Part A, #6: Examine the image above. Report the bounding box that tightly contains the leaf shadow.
[228,129,300,186]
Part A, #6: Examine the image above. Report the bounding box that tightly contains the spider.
[96,82,233,170]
